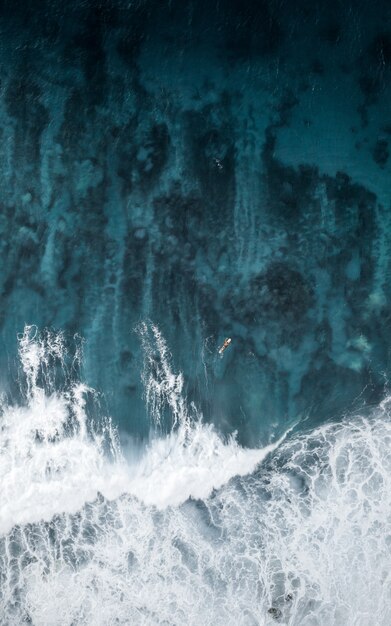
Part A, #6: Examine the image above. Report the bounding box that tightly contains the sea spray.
[137,320,189,431]
[0,324,274,530]
[0,327,126,534]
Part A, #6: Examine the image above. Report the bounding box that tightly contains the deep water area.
[0,2,391,623]
[1,0,390,442]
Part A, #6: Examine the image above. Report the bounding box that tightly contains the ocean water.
[0,0,391,624]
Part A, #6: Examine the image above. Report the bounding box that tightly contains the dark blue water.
[1,0,391,442]
[0,3,391,623]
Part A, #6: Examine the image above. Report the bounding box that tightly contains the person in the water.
[218,337,232,355]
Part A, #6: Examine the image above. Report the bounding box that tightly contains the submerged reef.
[0,0,391,442]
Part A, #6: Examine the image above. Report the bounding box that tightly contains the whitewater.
[0,325,390,625]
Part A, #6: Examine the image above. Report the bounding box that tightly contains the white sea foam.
[0,325,390,626]
[0,325,277,534]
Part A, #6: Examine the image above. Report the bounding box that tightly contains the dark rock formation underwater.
[0,0,390,443]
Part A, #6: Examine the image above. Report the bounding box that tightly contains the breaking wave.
[0,325,390,625]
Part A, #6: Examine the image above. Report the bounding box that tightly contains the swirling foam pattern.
[0,327,390,625]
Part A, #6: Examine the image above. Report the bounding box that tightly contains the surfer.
[218,337,232,355]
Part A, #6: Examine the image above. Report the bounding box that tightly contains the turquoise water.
[0,1,391,623]
[1,0,390,442]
